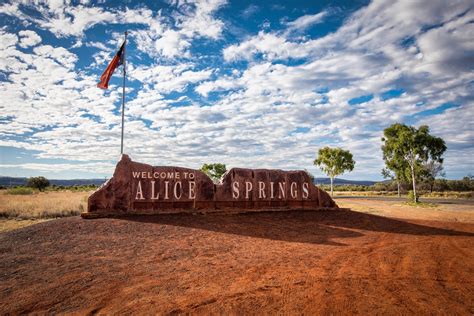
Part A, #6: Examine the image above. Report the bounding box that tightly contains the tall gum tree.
[314,147,355,196]
[381,124,446,203]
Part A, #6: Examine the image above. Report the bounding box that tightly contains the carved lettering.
[245,181,253,199]
[270,182,274,199]
[174,181,182,200]
[278,182,286,199]
[150,180,159,200]
[135,181,144,200]
[189,181,196,199]
[232,181,240,199]
[258,181,266,199]
[164,181,170,200]
[302,182,309,199]
[290,182,298,199]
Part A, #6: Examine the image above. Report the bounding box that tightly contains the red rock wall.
[86,155,338,217]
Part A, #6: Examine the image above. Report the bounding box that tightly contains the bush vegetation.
[318,176,474,198]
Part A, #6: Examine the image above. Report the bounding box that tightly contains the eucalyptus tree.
[27,176,50,192]
[381,124,446,203]
[314,147,355,196]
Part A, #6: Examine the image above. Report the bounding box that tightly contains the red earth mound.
[0,209,473,314]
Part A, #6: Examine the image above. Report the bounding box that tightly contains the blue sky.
[0,0,473,180]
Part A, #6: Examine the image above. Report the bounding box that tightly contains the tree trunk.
[397,180,400,198]
[411,164,417,203]
[330,176,334,197]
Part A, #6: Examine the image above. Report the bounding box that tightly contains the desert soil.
[0,199,473,315]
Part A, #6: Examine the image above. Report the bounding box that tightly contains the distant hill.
[0,177,106,187]
[1,176,377,187]
[313,178,377,186]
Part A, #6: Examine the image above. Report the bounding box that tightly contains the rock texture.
[84,155,337,217]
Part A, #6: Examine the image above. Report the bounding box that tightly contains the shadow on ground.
[116,209,474,246]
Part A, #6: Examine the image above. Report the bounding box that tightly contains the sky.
[0,0,473,181]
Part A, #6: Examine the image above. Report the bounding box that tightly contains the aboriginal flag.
[97,41,125,89]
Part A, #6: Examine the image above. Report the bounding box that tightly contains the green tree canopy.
[200,163,227,183]
[381,123,446,202]
[314,147,355,196]
[27,176,50,192]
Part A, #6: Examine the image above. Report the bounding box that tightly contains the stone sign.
[83,155,338,218]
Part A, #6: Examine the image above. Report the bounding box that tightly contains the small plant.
[7,187,34,195]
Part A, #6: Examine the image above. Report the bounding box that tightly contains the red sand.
[0,208,473,314]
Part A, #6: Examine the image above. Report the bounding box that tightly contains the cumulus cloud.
[130,0,227,58]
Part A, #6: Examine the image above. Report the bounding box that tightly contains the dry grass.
[0,190,92,219]
[0,218,53,232]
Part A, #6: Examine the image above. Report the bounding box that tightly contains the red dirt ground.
[1,206,473,314]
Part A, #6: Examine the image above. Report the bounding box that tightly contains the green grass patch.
[6,187,34,195]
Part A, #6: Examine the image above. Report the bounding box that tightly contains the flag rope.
[120,31,127,155]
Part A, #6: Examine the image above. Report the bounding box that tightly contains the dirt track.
[1,205,473,314]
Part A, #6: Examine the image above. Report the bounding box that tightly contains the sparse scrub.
[0,190,91,219]
[407,190,418,203]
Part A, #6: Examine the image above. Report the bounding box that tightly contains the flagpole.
[120,31,127,155]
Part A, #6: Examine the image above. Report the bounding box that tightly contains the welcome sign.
[84,155,338,217]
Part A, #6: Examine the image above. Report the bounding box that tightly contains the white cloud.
[132,0,227,58]
[18,30,42,48]
[240,4,259,19]
[154,29,191,58]
[0,162,115,174]
[130,63,212,93]
[284,11,328,32]
[36,6,117,37]
[223,31,311,61]
[0,31,18,48]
